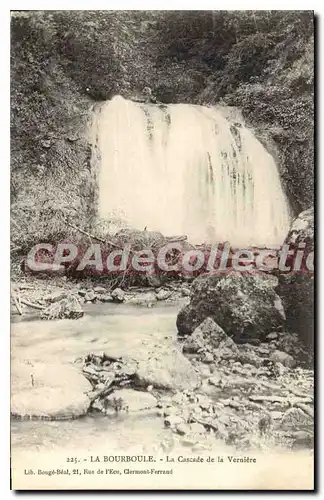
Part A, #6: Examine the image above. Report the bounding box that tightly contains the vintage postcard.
[10,10,314,490]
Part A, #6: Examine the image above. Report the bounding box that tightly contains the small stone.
[45,291,67,303]
[84,291,97,302]
[99,294,113,303]
[190,423,206,434]
[41,139,51,148]
[147,385,153,392]
[111,288,125,303]
[181,286,191,297]
[164,415,183,428]
[196,394,212,410]
[266,332,278,340]
[258,414,272,434]
[94,286,107,294]
[274,362,288,376]
[172,393,186,404]
[176,423,190,436]
[83,365,99,377]
[78,289,87,297]
[202,352,214,364]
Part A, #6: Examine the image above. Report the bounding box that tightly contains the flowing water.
[11,302,185,454]
[92,96,291,246]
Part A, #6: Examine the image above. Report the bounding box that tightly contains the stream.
[11,302,184,453]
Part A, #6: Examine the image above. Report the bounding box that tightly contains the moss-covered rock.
[177,271,285,342]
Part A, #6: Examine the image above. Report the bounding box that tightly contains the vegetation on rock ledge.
[11,10,314,249]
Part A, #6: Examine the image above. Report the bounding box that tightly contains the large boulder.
[276,208,314,352]
[135,345,200,391]
[182,317,239,362]
[11,360,92,420]
[177,271,285,343]
[114,228,165,250]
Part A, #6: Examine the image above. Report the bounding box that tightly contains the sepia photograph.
[10,9,314,490]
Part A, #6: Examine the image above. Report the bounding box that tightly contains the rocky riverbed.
[78,319,313,453]
[11,276,314,455]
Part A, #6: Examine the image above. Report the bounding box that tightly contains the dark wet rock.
[40,294,84,320]
[189,422,206,434]
[11,360,91,420]
[236,346,263,368]
[177,271,285,342]
[275,332,311,362]
[270,350,296,368]
[111,287,125,303]
[176,423,190,435]
[83,365,99,378]
[202,352,214,364]
[258,414,272,434]
[277,208,314,352]
[284,207,314,247]
[44,290,68,303]
[92,399,105,413]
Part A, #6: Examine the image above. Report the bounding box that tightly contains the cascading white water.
[92,95,290,246]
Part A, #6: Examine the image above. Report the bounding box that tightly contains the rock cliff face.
[11,11,313,248]
[276,208,314,352]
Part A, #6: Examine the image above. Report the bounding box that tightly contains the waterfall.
[92,95,290,247]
